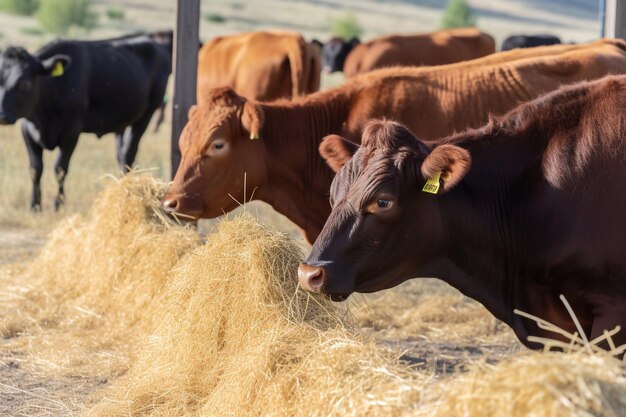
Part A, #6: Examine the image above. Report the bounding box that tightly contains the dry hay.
[0,173,199,377]
[88,215,427,417]
[419,352,626,417]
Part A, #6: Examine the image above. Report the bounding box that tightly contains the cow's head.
[163,87,267,218]
[322,37,360,73]
[298,120,470,300]
[0,47,70,125]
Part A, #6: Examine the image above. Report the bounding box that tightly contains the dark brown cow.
[299,76,626,350]
[197,31,321,101]
[163,39,626,243]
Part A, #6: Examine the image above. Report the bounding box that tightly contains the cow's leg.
[115,128,130,171]
[21,123,44,211]
[53,135,79,211]
[117,113,153,173]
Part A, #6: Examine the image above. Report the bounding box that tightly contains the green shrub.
[106,8,124,21]
[204,12,226,23]
[36,0,97,35]
[331,11,363,40]
[441,0,476,29]
[0,0,40,16]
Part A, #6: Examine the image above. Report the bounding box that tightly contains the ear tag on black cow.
[51,62,64,77]
[422,171,441,194]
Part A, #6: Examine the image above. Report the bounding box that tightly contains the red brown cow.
[164,40,626,243]
[323,28,495,78]
[299,76,626,350]
[197,31,321,101]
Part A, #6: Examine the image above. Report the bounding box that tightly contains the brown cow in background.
[164,40,626,243]
[323,28,495,78]
[197,31,321,101]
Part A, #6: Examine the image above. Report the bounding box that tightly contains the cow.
[298,75,626,351]
[197,31,321,102]
[322,28,495,78]
[163,39,626,244]
[501,34,562,51]
[0,31,172,211]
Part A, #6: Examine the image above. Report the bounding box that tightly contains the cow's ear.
[349,37,360,47]
[311,39,323,51]
[421,144,470,193]
[39,55,71,77]
[320,134,359,172]
[242,101,264,140]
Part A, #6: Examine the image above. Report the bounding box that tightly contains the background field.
[0,1,605,415]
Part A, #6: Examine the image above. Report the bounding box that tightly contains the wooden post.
[604,0,626,39]
[171,0,200,178]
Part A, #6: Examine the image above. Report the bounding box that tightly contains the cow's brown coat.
[343,28,495,78]
[197,31,321,101]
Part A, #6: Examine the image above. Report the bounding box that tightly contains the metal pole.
[604,0,626,39]
[171,0,200,179]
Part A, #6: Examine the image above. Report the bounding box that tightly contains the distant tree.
[441,0,476,29]
[0,0,40,16]
[331,11,363,40]
[37,0,97,35]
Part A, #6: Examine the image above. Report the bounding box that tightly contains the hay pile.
[419,352,626,417]
[88,215,426,417]
[0,173,199,376]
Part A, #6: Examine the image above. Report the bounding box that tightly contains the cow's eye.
[366,195,395,214]
[214,142,224,150]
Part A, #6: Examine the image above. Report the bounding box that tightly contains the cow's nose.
[298,263,326,293]
[162,197,178,212]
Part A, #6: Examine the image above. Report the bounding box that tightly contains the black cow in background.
[501,34,561,51]
[321,37,360,72]
[0,30,172,210]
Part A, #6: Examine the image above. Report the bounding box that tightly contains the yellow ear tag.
[51,62,64,77]
[250,132,260,140]
[422,171,441,194]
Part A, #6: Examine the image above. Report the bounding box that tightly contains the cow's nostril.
[298,263,326,293]
[162,198,178,211]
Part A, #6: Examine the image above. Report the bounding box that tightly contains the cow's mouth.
[328,292,351,302]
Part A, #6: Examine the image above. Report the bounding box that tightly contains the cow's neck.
[432,135,542,342]
[256,93,353,242]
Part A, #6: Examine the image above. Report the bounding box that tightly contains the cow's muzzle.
[298,263,326,293]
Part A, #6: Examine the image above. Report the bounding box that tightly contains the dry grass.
[88,214,427,417]
[419,352,626,417]
[0,173,199,377]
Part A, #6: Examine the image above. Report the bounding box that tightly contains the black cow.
[501,35,561,51]
[321,37,360,73]
[0,31,172,210]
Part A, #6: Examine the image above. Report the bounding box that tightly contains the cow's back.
[340,39,626,141]
[343,28,495,78]
[35,38,170,136]
[197,31,320,101]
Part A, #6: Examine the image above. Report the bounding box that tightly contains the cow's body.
[0,32,172,210]
[501,34,562,51]
[299,76,626,352]
[197,31,321,101]
[164,39,626,243]
[339,28,495,78]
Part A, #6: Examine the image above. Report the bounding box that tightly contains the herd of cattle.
[3,25,626,353]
